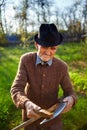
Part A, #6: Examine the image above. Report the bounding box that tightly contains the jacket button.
[43,74,46,77]
[42,85,44,88]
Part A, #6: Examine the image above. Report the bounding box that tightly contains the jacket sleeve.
[60,65,77,105]
[10,55,29,109]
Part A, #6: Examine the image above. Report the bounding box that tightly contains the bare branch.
[0,0,4,7]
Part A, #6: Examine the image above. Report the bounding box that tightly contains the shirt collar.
[36,54,52,66]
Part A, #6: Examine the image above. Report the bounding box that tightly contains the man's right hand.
[25,101,41,118]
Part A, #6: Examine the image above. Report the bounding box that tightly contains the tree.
[0,0,8,46]
[0,0,5,34]
[82,0,87,33]
[33,0,54,24]
[61,0,82,35]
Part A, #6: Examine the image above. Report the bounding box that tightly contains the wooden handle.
[36,109,53,118]
[12,103,59,130]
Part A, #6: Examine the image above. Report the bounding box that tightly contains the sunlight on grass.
[0,42,87,130]
[63,97,87,130]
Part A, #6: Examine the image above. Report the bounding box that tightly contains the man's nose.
[45,47,51,54]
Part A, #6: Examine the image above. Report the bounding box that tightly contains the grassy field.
[0,42,87,130]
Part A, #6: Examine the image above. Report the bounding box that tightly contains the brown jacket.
[11,52,76,129]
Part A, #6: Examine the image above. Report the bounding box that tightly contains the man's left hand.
[62,96,74,113]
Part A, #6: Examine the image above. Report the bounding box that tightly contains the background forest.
[0,0,87,45]
[0,0,87,130]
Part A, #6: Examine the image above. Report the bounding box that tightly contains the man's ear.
[34,42,38,49]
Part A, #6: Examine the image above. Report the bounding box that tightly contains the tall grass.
[0,42,87,130]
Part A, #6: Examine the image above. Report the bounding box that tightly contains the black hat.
[34,23,63,47]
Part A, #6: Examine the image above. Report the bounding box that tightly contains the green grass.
[0,45,35,130]
[63,96,87,130]
[56,42,87,94]
[0,42,87,130]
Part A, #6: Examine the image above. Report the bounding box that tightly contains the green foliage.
[0,90,13,130]
[56,42,87,94]
[21,32,36,47]
[0,42,87,130]
[0,46,36,130]
[0,33,8,46]
[63,96,87,130]
[70,72,87,93]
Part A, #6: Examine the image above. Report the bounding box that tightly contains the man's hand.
[62,96,74,113]
[25,101,41,118]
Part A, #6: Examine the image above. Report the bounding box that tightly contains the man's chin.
[40,56,51,62]
[41,58,49,62]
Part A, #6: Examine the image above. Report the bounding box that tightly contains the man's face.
[35,43,58,62]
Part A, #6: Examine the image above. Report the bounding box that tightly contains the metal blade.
[11,103,59,130]
[40,102,67,125]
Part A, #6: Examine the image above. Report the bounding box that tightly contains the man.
[11,23,77,130]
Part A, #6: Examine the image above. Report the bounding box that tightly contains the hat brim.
[34,34,63,47]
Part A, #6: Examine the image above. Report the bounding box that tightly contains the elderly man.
[11,23,77,130]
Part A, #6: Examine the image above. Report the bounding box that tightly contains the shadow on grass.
[78,123,87,130]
